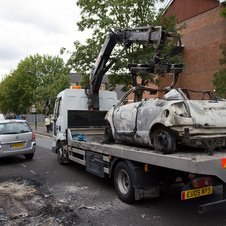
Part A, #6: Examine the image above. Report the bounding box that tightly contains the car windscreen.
[0,122,32,134]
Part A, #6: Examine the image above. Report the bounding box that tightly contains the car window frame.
[0,121,32,135]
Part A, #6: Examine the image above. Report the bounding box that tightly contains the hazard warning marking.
[221,159,226,168]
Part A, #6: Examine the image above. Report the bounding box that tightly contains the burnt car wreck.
[105,86,226,155]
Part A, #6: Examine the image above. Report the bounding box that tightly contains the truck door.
[53,97,62,136]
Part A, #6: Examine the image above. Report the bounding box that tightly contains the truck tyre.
[114,161,135,203]
[105,126,115,143]
[154,129,175,154]
[58,143,65,165]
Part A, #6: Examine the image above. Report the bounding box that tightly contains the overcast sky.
[0,0,93,80]
[0,0,167,81]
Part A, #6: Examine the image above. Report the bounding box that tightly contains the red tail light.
[191,177,212,188]
[32,132,35,141]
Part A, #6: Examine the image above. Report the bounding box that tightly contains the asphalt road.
[1,134,226,225]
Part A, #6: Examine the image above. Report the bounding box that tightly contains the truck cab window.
[54,97,62,118]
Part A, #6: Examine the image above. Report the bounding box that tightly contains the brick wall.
[163,0,219,23]
[160,5,226,97]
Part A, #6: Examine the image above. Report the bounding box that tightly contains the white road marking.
[34,133,51,138]
[21,163,36,175]
[30,170,36,175]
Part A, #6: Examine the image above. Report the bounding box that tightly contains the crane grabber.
[86,25,183,110]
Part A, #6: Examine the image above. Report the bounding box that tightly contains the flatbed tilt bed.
[55,129,226,213]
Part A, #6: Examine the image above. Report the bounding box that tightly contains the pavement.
[30,125,53,137]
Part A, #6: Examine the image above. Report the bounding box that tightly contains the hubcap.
[118,169,130,194]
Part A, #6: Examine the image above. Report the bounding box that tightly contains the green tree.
[212,6,226,97]
[219,6,226,18]
[213,43,226,98]
[63,0,186,101]
[0,54,71,114]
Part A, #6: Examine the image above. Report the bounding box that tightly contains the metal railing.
[21,114,45,127]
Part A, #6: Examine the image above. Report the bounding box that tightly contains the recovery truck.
[52,26,226,213]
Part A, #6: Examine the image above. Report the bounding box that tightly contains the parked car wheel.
[154,128,175,154]
[105,126,115,143]
[24,153,34,160]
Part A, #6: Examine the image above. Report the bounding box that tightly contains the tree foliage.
[213,43,226,98]
[64,0,186,99]
[0,54,70,114]
[219,6,226,18]
[212,6,226,98]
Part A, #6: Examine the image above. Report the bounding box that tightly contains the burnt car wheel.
[154,129,175,154]
[105,126,115,143]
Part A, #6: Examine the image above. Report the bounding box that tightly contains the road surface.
[0,134,226,225]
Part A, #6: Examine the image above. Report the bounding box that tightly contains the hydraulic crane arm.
[86,26,183,110]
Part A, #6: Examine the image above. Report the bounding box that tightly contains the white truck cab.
[52,87,118,153]
[0,114,5,120]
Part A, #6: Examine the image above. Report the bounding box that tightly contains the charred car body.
[105,86,226,155]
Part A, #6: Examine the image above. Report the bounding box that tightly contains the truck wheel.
[105,126,115,143]
[114,161,134,203]
[154,129,175,154]
[58,143,65,165]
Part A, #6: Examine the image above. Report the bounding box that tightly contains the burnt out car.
[105,86,226,155]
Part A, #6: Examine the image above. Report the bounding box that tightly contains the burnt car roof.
[125,86,224,102]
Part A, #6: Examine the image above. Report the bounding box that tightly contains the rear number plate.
[10,143,24,148]
[182,186,212,200]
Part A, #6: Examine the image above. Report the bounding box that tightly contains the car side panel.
[186,100,226,128]
[136,101,166,145]
[113,102,139,135]
[112,100,168,146]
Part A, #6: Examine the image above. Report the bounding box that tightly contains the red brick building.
[160,0,226,97]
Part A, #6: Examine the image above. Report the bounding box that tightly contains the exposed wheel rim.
[105,126,114,143]
[154,129,175,154]
[156,131,168,151]
[117,169,131,195]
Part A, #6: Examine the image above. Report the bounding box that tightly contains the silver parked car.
[0,120,36,159]
[105,86,226,155]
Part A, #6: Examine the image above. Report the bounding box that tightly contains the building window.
[71,82,79,86]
